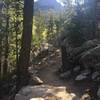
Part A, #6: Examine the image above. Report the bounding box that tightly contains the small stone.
[97,87,100,99]
[80,93,91,100]
[81,70,91,76]
[30,98,44,100]
[73,66,80,72]
[29,76,43,85]
[70,93,80,100]
[60,70,71,78]
[75,74,87,81]
[92,71,100,80]
[75,70,91,81]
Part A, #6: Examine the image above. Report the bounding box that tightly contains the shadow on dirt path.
[38,49,98,99]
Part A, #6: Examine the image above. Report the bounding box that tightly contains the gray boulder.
[15,85,79,100]
[60,70,71,79]
[79,45,100,69]
[97,87,100,99]
[75,70,91,81]
[75,74,87,81]
[92,71,100,80]
[80,93,91,100]
[91,71,100,82]
[63,39,99,63]
[73,66,80,72]
[73,39,99,61]
[29,76,43,85]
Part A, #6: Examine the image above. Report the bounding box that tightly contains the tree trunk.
[3,17,9,77]
[0,40,2,78]
[61,46,73,72]
[17,0,33,89]
[61,46,68,72]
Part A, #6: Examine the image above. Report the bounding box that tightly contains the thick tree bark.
[17,0,33,89]
[0,40,2,78]
[15,1,20,73]
[61,46,68,71]
[3,17,9,77]
[61,46,73,72]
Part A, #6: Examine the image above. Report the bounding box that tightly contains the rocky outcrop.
[61,39,99,64]
[79,45,100,70]
[75,70,91,81]
[61,39,100,71]
[15,85,79,100]
[29,76,43,85]
[60,39,100,99]
[97,87,100,99]
[60,39,100,82]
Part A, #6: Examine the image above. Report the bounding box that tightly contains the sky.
[34,0,38,2]
[34,0,84,6]
[56,0,65,6]
[34,0,65,6]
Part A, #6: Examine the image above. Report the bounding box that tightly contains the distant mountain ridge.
[34,0,64,11]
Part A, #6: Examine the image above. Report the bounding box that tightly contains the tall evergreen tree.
[17,0,33,89]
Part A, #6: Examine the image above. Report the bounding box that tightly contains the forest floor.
[2,47,99,100]
[37,48,99,99]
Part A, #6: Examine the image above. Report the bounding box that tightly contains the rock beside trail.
[79,45,100,69]
[29,76,43,85]
[60,70,71,79]
[97,87,100,99]
[61,39,100,70]
[60,39,100,81]
[15,85,79,100]
[75,70,91,81]
[63,39,99,63]
[73,66,80,73]
[75,74,87,81]
[80,93,91,100]
[91,71,100,81]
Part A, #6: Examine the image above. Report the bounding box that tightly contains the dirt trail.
[38,49,98,99]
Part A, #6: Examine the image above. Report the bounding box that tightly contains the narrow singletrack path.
[37,49,98,99]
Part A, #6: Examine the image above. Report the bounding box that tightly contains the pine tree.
[17,0,33,89]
